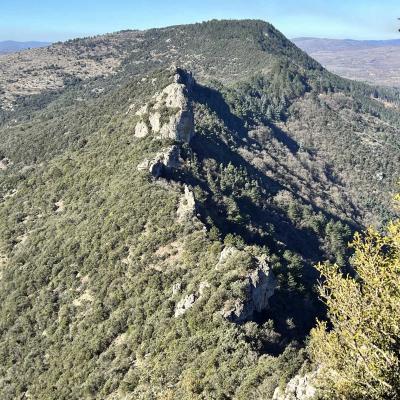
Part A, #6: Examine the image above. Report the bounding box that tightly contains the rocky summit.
[0,19,399,400]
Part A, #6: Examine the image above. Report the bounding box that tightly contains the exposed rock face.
[223,256,276,323]
[172,282,182,295]
[134,121,149,138]
[174,280,210,317]
[174,293,196,317]
[273,371,317,400]
[137,145,180,178]
[198,281,210,296]
[134,68,195,143]
[250,258,276,313]
[0,158,10,171]
[177,185,196,221]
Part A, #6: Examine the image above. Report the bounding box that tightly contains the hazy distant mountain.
[293,37,400,53]
[292,37,400,87]
[0,40,50,54]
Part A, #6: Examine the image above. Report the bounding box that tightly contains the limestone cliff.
[134,68,195,143]
[222,254,276,323]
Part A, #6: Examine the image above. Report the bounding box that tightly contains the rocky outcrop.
[174,293,196,317]
[137,145,180,178]
[0,158,11,171]
[198,281,210,296]
[172,282,182,295]
[134,68,195,143]
[134,121,149,138]
[223,256,276,323]
[249,259,276,313]
[273,371,318,400]
[177,185,196,221]
[216,246,239,269]
[174,280,210,317]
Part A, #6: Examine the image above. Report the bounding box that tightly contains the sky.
[1,0,399,42]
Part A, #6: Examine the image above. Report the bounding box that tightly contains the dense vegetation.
[0,20,399,399]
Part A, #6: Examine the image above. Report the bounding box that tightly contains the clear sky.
[1,0,399,42]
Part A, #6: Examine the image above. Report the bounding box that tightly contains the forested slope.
[0,20,399,399]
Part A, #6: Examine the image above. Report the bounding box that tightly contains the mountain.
[293,37,400,87]
[0,40,50,54]
[0,20,399,399]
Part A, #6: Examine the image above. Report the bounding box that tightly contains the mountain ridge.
[292,37,400,51]
[0,40,51,54]
[0,19,399,399]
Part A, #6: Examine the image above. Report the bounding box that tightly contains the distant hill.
[293,37,400,87]
[0,40,50,54]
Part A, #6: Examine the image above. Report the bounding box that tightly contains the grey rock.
[174,293,196,317]
[172,282,182,295]
[223,256,276,323]
[137,145,180,178]
[0,158,11,171]
[273,371,317,400]
[177,184,196,221]
[173,280,210,317]
[134,68,195,143]
[134,121,149,138]
[249,257,276,313]
[216,246,239,269]
[198,281,210,296]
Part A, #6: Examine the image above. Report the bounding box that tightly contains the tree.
[310,201,400,399]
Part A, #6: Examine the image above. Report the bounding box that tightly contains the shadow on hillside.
[168,80,357,349]
[192,81,301,154]
[268,122,300,154]
[188,81,356,255]
[192,83,248,138]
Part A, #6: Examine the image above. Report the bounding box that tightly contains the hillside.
[0,20,399,399]
[293,37,400,87]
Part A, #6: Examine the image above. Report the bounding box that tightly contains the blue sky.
[1,0,399,42]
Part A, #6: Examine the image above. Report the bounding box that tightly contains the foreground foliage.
[310,201,400,399]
